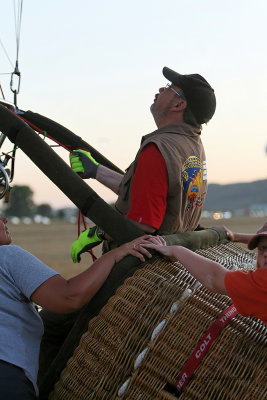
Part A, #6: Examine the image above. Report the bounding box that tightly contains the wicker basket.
[50,243,266,400]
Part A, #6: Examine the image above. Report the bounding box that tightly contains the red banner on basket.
[173,304,237,391]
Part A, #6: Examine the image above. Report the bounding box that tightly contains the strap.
[80,192,100,215]
[165,304,237,396]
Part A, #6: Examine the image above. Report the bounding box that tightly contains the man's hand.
[70,149,99,179]
[71,226,104,263]
[215,225,235,241]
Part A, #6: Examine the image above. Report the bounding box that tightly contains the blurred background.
[1,1,266,277]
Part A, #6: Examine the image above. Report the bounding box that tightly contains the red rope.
[18,115,72,152]
[78,210,97,261]
[17,114,97,261]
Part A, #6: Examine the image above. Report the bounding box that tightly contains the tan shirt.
[115,123,207,234]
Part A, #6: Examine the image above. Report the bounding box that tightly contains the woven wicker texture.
[50,243,266,400]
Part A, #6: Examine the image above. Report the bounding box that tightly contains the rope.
[9,1,24,106]
[78,210,97,261]
[13,0,23,65]
[0,83,5,99]
[0,1,23,105]
[17,113,98,261]
[18,115,72,152]
[0,39,14,69]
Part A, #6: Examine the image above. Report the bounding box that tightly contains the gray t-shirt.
[0,245,58,395]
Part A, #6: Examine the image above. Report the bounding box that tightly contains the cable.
[0,38,14,68]
[0,84,5,99]
[1,1,23,104]
[9,1,23,106]
[13,0,23,65]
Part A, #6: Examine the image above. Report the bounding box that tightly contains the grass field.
[8,216,265,279]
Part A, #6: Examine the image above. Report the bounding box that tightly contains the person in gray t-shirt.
[0,216,164,399]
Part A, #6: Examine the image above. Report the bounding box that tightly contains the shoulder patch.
[182,155,203,199]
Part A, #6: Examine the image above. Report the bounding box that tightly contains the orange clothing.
[225,269,267,326]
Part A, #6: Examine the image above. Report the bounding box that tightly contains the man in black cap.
[38,68,216,383]
[70,66,216,262]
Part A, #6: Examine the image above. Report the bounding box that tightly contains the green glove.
[71,225,104,263]
[70,149,99,179]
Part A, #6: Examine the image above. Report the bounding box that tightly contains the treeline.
[1,185,56,218]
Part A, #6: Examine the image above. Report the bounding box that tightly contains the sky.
[0,0,266,209]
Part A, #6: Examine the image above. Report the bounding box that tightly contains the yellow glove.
[71,225,104,263]
[70,149,99,178]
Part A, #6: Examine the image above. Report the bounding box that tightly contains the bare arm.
[31,235,155,313]
[216,225,253,244]
[96,165,124,194]
[231,233,254,244]
[142,243,228,295]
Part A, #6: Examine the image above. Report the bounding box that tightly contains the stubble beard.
[150,103,171,127]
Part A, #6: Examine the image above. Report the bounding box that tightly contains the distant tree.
[36,203,52,218]
[4,185,35,217]
[56,209,66,219]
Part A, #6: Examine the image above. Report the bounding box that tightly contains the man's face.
[257,237,267,269]
[150,83,184,123]
[0,216,11,245]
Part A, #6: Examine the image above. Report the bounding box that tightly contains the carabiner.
[0,163,9,199]
[10,62,21,107]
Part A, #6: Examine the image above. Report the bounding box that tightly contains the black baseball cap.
[162,66,216,124]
